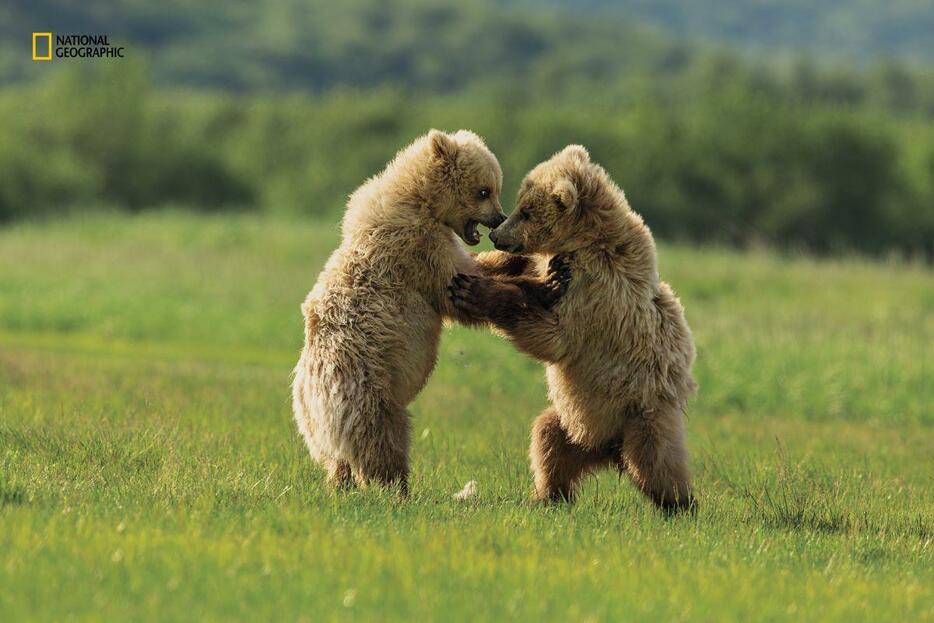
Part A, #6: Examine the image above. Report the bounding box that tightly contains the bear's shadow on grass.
[0,484,27,508]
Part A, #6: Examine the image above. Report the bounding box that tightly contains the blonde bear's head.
[491,144,624,255]
[425,129,506,246]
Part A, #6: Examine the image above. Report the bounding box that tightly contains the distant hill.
[2,0,677,90]
[537,0,934,63]
[3,1,933,255]
[4,0,932,93]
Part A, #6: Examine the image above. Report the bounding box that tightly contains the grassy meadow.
[0,212,932,621]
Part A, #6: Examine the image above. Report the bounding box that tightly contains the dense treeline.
[3,0,933,256]
[2,63,932,257]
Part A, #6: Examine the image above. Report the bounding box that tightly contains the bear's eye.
[476,188,491,201]
[519,208,531,221]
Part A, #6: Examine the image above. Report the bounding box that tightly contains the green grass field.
[1,212,932,621]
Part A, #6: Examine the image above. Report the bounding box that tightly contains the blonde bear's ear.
[553,179,578,211]
[560,144,590,164]
[428,129,458,162]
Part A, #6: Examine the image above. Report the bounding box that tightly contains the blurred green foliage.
[2,0,933,257]
[538,0,934,63]
[2,60,932,257]
[6,0,934,90]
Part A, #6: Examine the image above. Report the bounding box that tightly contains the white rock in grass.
[453,480,478,501]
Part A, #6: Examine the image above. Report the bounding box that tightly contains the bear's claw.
[449,273,487,319]
[541,255,572,308]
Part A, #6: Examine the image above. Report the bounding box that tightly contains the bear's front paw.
[542,255,572,309]
[449,273,490,321]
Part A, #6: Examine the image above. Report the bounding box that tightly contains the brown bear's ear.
[553,179,578,212]
[428,129,458,162]
[561,144,590,165]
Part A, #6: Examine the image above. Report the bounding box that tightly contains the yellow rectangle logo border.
[32,32,53,61]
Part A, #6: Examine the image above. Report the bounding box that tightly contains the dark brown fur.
[530,407,619,502]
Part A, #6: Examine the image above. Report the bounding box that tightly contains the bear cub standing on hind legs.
[292,130,565,495]
[451,145,698,513]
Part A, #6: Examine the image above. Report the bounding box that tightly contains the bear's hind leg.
[530,407,616,503]
[348,398,411,496]
[325,459,355,490]
[621,403,696,514]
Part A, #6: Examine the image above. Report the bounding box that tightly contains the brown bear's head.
[427,129,506,246]
[491,144,620,255]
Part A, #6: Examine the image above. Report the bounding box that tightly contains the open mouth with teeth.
[460,219,482,246]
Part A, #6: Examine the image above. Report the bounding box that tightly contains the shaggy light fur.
[292,129,506,493]
[452,145,698,512]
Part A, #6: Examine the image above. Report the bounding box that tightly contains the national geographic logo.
[32,33,126,61]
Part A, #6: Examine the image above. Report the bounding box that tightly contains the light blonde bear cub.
[451,145,698,512]
[291,130,510,494]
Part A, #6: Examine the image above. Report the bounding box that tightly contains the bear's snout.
[489,228,523,253]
